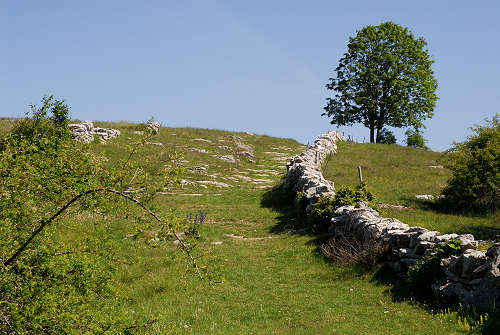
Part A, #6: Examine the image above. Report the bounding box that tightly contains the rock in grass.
[236,151,254,158]
[219,155,236,163]
[193,138,212,143]
[415,194,435,200]
[196,180,231,188]
[147,121,160,135]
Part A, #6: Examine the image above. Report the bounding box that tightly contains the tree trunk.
[369,126,375,143]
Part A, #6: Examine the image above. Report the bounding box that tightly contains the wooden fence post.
[358,165,363,186]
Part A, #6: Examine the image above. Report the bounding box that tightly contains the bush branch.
[4,188,203,279]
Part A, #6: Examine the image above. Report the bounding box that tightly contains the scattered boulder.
[217,145,232,151]
[196,180,231,188]
[187,165,207,172]
[193,138,212,143]
[147,142,164,146]
[236,151,254,158]
[180,179,196,186]
[219,155,236,163]
[415,194,435,200]
[187,147,209,153]
[237,143,253,152]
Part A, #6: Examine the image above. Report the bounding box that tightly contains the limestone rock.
[415,194,435,200]
[68,121,120,143]
[148,121,160,135]
[236,143,253,152]
[236,151,254,158]
[193,138,212,143]
[219,155,236,163]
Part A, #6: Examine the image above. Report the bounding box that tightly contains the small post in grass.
[358,165,363,186]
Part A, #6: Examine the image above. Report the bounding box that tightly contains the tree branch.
[3,188,203,279]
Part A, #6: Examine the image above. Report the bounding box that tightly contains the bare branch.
[4,188,203,279]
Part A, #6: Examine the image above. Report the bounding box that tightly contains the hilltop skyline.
[3,0,499,151]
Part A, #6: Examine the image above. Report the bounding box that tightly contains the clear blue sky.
[3,0,499,151]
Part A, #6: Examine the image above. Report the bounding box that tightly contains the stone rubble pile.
[68,121,120,143]
[284,131,346,212]
[285,130,500,313]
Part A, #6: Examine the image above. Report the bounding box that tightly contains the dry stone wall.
[284,131,345,212]
[285,131,500,313]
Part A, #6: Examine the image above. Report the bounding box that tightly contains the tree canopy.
[323,22,438,143]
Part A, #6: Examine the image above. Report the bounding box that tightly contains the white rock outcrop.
[147,121,160,135]
[68,121,120,143]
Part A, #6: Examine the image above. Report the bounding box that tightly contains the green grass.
[88,123,484,334]
[2,119,492,333]
[0,117,19,138]
[323,141,500,239]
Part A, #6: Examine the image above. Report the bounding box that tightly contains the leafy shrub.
[407,239,462,296]
[0,97,117,333]
[405,128,428,149]
[332,183,377,209]
[378,128,396,144]
[309,196,336,231]
[309,184,377,232]
[441,115,500,213]
[0,96,191,333]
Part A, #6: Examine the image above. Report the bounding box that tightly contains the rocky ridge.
[285,131,500,313]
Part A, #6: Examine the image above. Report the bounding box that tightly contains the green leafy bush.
[407,239,462,296]
[378,128,397,144]
[441,115,500,213]
[309,184,377,232]
[0,97,117,333]
[405,128,428,149]
[331,183,377,209]
[309,196,336,231]
[0,96,191,333]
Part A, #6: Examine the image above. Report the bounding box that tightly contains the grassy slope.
[323,141,500,240]
[87,122,471,334]
[2,119,475,333]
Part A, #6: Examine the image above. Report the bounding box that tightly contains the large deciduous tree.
[323,22,438,143]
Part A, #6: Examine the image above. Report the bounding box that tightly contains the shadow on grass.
[260,183,308,235]
[402,197,500,240]
[371,265,500,334]
[260,183,335,257]
[260,183,379,277]
[262,183,500,333]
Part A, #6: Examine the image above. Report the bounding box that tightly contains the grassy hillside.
[2,119,489,333]
[323,141,500,240]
